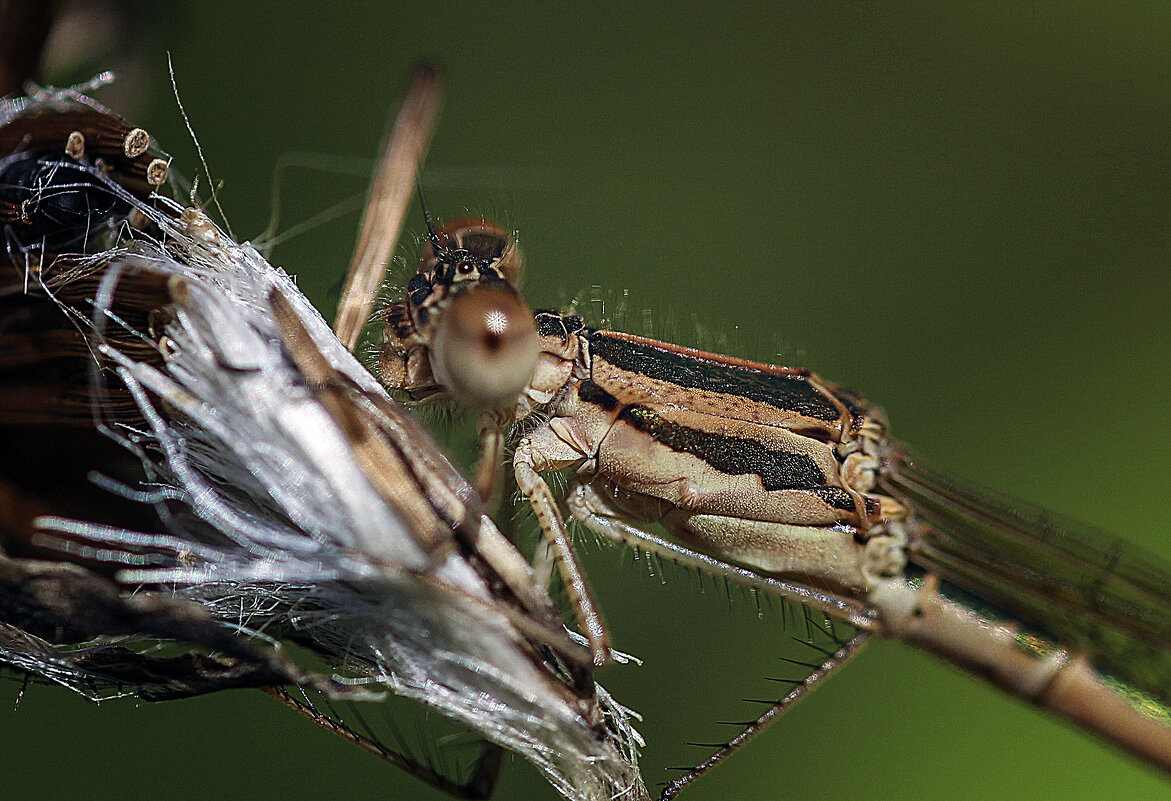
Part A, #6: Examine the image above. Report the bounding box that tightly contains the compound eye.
[431,285,539,409]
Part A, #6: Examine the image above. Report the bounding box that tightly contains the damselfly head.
[381,217,538,409]
[420,216,523,286]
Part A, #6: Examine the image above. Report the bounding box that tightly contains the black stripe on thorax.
[587,332,843,423]
[578,380,857,511]
[616,404,856,511]
[578,378,620,411]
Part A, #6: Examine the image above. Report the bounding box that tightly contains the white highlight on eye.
[484,308,509,335]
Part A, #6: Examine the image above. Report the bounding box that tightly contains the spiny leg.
[263,686,503,800]
[513,439,610,666]
[658,630,870,799]
[566,483,871,626]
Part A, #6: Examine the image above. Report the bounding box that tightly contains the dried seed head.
[0,83,647,801]
[146,158,169,186]
[122,127,150,158]
[65,130,85,158]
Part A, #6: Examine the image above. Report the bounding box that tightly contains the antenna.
[416,184,443,253]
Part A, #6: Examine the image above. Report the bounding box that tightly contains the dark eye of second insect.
[437,249,486,284]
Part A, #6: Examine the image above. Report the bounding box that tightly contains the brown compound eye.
[430,284,539,409]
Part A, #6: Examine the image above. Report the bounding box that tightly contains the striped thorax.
[520,313,909,597]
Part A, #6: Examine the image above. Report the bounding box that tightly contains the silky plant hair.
[0,83,645,801]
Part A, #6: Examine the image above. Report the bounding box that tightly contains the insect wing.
[889,448,1171,718]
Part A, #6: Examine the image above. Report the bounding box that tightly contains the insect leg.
[566,483,871,626]
[513,437,611,666]
[263,686,503,800]
[567,482,873,796]
[659,629,870,800]
[472,408,508,502]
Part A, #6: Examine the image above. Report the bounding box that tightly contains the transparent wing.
[887,445,1171,714]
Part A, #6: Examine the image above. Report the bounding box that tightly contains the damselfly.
[7,5,1166,799]
[378,217,1171,797]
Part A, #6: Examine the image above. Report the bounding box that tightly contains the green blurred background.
[4,2,1170,799]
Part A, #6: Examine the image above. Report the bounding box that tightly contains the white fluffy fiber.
[15,88,645,801]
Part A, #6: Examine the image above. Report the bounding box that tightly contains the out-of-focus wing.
[889,446,1171,718]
